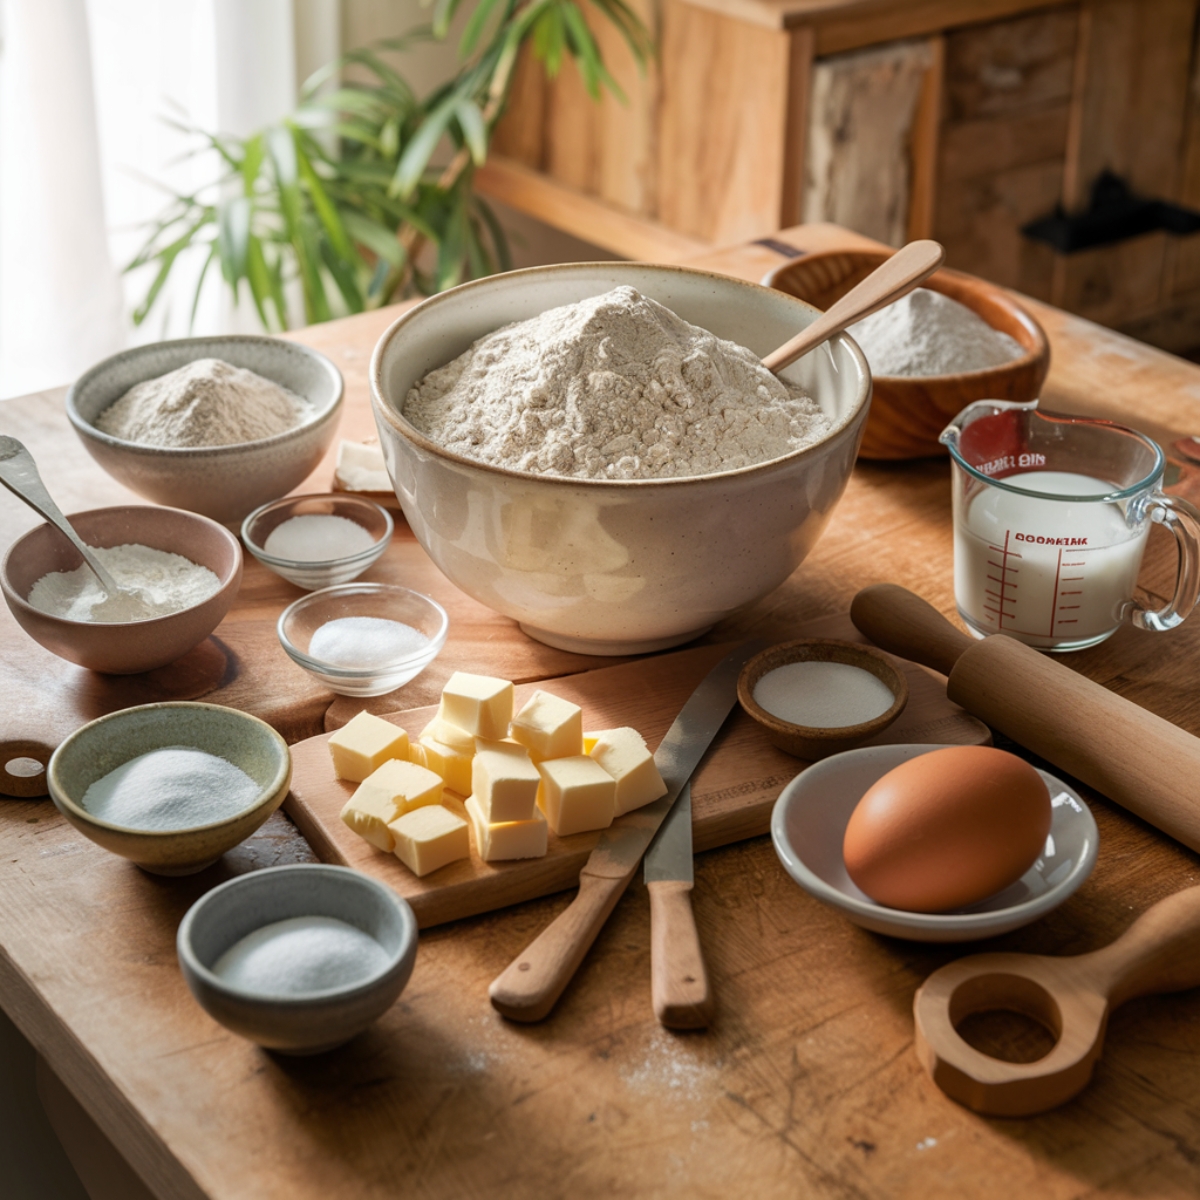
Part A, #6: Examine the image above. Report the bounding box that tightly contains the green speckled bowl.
[47,702,291,875]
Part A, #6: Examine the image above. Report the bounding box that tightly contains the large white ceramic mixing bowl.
[370,264,871,655]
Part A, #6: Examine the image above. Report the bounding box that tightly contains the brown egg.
[842,746,1052,913]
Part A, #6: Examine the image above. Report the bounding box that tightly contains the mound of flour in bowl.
[403,286,831,480]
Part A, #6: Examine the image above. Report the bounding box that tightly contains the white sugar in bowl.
[370,263,871,655]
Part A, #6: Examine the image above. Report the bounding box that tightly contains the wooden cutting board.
[285,616,991,928]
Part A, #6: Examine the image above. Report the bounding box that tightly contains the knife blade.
[644,783,713,1029]
[488,641,763,1022]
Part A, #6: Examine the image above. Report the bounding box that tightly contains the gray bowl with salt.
[177,863,418,1054]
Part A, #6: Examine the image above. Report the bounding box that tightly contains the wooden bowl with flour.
[763,250,1049,460]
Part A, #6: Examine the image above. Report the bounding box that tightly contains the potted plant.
[129,0,652,331]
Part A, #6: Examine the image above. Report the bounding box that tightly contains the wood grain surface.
[3,223,1200,1199]
[287,622,988,929]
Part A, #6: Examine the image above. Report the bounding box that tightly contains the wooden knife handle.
[648,880,714,1030]
[850,584,974,677]
[489,869,634,1022]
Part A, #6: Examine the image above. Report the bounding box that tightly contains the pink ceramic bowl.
[1,505,243,673]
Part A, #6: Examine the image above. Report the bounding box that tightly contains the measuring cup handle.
[1129,492,1200,633]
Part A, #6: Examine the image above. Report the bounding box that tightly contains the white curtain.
[0,0,337,400]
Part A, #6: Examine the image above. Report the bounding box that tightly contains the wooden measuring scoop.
[913,887,1200,1116]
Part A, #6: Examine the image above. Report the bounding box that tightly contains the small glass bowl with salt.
[278,582,448,696]
[241,493,393,590]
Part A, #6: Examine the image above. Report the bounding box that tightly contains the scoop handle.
[1083,885,1200,1007]
[849,583,973,677]
[762,240,945,374]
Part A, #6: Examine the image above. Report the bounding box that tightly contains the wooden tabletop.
[4,223,1200,1198]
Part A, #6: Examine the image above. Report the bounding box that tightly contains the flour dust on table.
[404,286,830,480]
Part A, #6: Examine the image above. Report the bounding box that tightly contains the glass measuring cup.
[940,400,1200,652]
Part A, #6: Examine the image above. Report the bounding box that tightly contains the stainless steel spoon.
[0,436,123,596]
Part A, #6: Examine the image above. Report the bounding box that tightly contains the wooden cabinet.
[480,0,1200,349]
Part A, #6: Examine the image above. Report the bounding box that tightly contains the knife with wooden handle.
[489,642,763,1023]
[849,582,1200,854]
[644,782,714,1029]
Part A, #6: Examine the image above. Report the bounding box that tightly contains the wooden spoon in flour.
[762,239,946,374]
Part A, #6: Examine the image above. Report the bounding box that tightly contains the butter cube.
[472,738,541,822]
[421,715,475,754]
[589,728,667,816]
[465,794,548,862]
[389,805,470,877]
[340,759,444,851]
[439,672,514,740]
[536,756,616,836]
[510,690,583,762]
[582,732,600,755]
[327,711,409,782]
[413,735,473,796]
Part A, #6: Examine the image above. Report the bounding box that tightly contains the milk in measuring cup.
[955,470,1148,649]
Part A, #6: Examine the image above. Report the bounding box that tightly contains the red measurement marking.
[1048,546,1063,636]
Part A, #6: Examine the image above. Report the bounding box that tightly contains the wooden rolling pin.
[850,584,1200,854]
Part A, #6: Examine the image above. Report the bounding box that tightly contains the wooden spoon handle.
[488,868,634,1022]
[1084,885,1200,1007]
[849,583,974,677]
[762,240,945,374]
[648,879,714,1030]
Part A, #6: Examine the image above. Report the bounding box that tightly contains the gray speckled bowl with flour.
[67,336,344,525]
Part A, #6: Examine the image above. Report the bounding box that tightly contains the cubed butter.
[536,756,616,836]
[583,732,600,755]
[589,727,667,816]
[413,735,473,796]
[472,738,541,822]
[510,690,583,762]
[327,711,409,782]
[421,715,475,754]
[465,794,548,862]
[340,759,444,851]
[389,805,470,877]
[439,672,514,740]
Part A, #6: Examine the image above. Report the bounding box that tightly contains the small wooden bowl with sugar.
[737,639,908,761]
[763,250,1049,460]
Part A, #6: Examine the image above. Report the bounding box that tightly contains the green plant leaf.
[187,245,218,331]
[392,92,458,199]
[431,0,461,39]
[241,134,265,195]
[459,0,505,57]
[533,5,567,76]
[342,211,406,266]
[319,241,365,313]
[474,195,513,272]
[217,195,251,284]
[244,234,274,328]
[294,137,356,260]
[456,98,488,163]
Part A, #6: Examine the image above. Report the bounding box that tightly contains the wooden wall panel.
[658,0,793,244]
[1165,14,1200,299]
[802,38,934,247]
[491,45,547,169]
[933,8,1078,300]
[1053,0,1198,324]
[941,6,1078,121]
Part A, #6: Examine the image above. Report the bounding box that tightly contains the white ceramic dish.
[277,582,448,697]
[177,863,418,1054]
[370,263,871,655]
[241,493,393,590]
[771,743,1098,942]
[66,335,343,525]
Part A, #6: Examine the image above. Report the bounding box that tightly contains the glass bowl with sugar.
[277,582,448,697]
[242,493,393,590]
